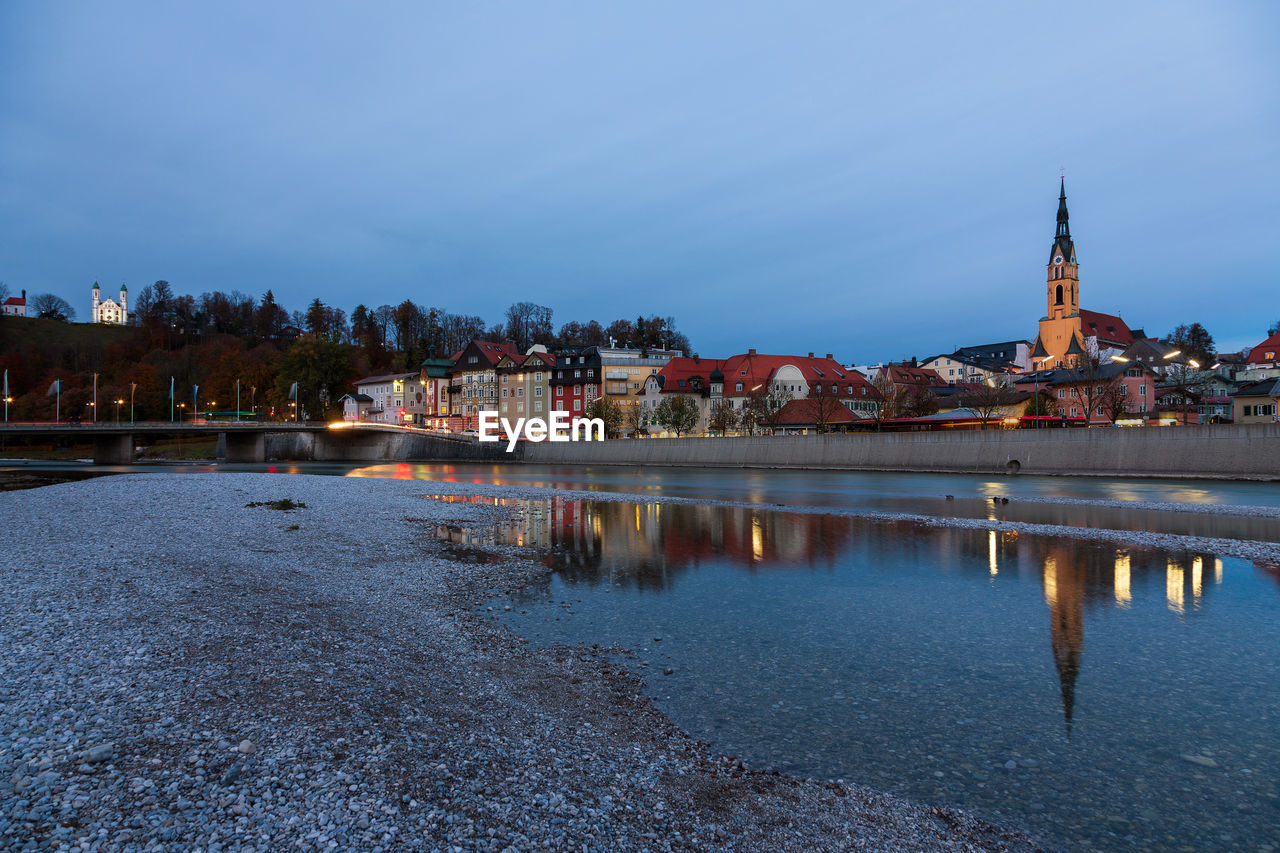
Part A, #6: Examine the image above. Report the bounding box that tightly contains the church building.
[91,281,128,325]
[1031,181,1136,369]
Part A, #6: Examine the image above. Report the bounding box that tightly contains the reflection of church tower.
[1041,551,1084,736]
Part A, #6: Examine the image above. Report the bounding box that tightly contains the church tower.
[1047,178,1079,319]
[1032,179,1086,368]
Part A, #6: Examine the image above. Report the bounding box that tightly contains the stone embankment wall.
[520,423,1280,479]
[263,430,507,463]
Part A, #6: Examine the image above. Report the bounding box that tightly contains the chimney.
[21,289,26,300]
[748,348,757,356]
[807,352,814,358]
[825,353,833,360]
[910,356,918,367]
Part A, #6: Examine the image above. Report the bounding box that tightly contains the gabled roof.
[1014,361,1150,386]
[1232,378,1280,398]
[353,372,418,386]
[2,296,25,306]
[651,357,730,394]
[878,364,945,387]
[1079,310,1135,347]
[338,393,374,403]
[1247,330,1280,366]
[1066,336,1085,356]
[718,352,879,396]
[772,398,862,426]
[452,339,520,372]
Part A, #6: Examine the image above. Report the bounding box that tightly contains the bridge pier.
[223,431,266,463]
[93,433,134,465]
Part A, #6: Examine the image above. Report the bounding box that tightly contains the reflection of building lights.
[1166,559,1185,614]
[1114,551,1131,606]
[1192,556,1203,603]
[1214,558,1223,584]
[988,530,998,576]
[1043,556,1058,606]
[751,516,764,562]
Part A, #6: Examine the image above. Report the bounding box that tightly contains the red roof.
[772,398,861,426]
[653,357,729,392]
[3,296,24,306]
[1079,309,1135,347]
[878,364,944,387]
[1247,330,1280,366]
[453,339,519,370]
[721,352,877,395]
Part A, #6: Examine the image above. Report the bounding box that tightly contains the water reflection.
[434,496,1230,732]
[428,495,1280,851]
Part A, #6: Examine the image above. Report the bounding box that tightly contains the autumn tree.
[583,397,624,439]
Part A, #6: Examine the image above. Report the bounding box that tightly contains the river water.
[7,459,1280,850]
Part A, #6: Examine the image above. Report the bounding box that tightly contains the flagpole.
[236,379,241,423]
[130,382,136,424]
[170,376,175,422]
[93,373,98,424]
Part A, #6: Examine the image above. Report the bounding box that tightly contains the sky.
[2,1,1277,359]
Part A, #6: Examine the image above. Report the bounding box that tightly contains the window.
[501,389,507,398]
[587,369,594,377]
[573,399,582,411]
[535,387,542,397]
[535,401,542,412]
[575,369,581,378]
[468,355,478,364]
[556,386,563,396]
[517,388,523,397]
[1070,407,1078,417]
[1058,390,1066,399]
[535,372,542,382]
[517,402,524,412]
[1139,385,1147,397]
[736,381,744,392]
[1096,406,1104,415]
[1244,405,1253,416]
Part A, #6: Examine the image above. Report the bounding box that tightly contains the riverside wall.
[518,423,1280,479]
[262,430,507,463]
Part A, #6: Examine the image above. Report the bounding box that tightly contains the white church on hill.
[91,281,127,325]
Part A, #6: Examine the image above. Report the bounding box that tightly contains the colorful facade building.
[496,346,556,423]
[549,347,603,418]
[91,281,128,325]
[349,372,426,424]
[447,338,519,431]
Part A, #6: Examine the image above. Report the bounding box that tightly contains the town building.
[918,352,1016,385]
[597,345,682,436]
[447,338,519,431]
[2,289,26,318]
[637,356,728,435]
[349,372,425,424]
[420,356,454,430]
[497,346,556,422]
[91,281,128,325]
[1015,362,1158,425]
[1231,378,1280,424]
[549,347,603,419]
[1030,181,1138,369]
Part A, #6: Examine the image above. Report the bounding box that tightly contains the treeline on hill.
[0,281,693,423]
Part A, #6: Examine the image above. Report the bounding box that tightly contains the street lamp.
[115,398,123,424]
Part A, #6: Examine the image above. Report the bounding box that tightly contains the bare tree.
[806,379,848,433]
[30,293,75,321]
[960,379,1020,428]
[584,397,623,439]
[708,399,739,435]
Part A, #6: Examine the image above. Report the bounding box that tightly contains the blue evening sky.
[2,1,1276,359]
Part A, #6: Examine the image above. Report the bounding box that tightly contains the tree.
[276,337,353,421]
[0,282,9,303]
[584,397,624,438]
[901,386,939,418]
[653,395,699,436]
[805,379,848,433]
[708,399,739,435]
[871,373,909,422]
[30,294,75,321]
[504,302,553,351]
[1269,320,1280,336]
[1070,355,1122,425]
[1101,381,1130,424]
[1162,323,1216,368]
[1024,392,1060,418]
[741,381,792,435]
[959,379,1021,428]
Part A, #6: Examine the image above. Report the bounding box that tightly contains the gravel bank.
[0,473,1041,852]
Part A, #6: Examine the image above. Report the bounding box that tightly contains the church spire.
[1056,177,1070,239]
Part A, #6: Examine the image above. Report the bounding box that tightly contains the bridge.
[0,422,505,465]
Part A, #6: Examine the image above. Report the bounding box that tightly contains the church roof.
[1031,337,1049,359]
[1079,309,1135,347]
[1065,336,1085,356]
